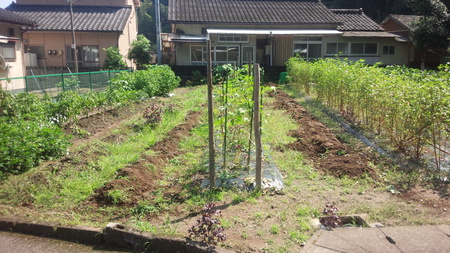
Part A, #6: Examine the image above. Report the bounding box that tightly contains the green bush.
[0,65,180,177]
[0,118,69,177]
[103,46,127,70]
[110,65,180,97]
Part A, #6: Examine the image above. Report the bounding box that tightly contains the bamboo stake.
[253,63,262,190]
[207,40,215,190]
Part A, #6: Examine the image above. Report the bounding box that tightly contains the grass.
[0,87,206,212]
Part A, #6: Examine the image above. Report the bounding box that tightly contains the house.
[380,14,442,68]
[164,0,410,68]
[0,7,35,81]
[6,0,140,76]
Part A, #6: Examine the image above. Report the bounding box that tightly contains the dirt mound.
[88,110,202,207]
[270,90,374,178]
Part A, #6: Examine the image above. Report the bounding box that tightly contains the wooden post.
[207,40,215,190]
[253,63,262,190]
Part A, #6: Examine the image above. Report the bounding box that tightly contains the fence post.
[25,77,28,93]
[61,73,65,92]
[89,71,93,90]
[207,39,215,191]
[253,63,262,191]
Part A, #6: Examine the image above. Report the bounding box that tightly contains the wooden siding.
[273,35,293,66]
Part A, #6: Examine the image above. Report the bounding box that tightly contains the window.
[190,45,240,65]
[0,42,16,60]
[382,46,395,55]
[242,46,254,64]
[326,43,349,55]
[28,46,46,59]
[8,28,14,37]
[293,36,322,59]
[218,34,248,43]
[215,46,239,64]
[350,43,377,55]
[66,45,99,67]
[191,46,206,65]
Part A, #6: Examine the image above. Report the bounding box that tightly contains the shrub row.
[287,58,450,163]
[0,65,181,178]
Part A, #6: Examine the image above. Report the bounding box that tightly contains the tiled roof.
[6,4,131,32]
[169,0,341,25]
[0,7,35,26]
[331,9,384,31]
[383,14,421,31]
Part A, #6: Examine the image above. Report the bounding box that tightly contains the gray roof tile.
[0,7,36,26]
[169,0,341,25]
[384,14,421,31]
[331,9,384,31]
[6,4,131,32]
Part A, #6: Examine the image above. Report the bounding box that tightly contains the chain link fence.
[0,69,132,97]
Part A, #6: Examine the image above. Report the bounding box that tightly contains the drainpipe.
[269,32,273,66]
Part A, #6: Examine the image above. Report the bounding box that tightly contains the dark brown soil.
[88,110,202,207]
[270,90,374,178]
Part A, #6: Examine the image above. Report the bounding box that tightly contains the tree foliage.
[407,0,450,68]
[128,34,153,69]
[103,46,127,70]
[137,0,171,45]
[322,0,450,22]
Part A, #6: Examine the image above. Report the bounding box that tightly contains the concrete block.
[381,225,450,253]
[56,225,103,245]
[103,223,150,250]
[0,219,16,231]
[13,221,57,237]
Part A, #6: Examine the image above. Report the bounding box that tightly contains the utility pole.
[68,0,79,72]
[155,0,162,65]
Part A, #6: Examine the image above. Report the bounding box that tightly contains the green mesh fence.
[0,70,132,97]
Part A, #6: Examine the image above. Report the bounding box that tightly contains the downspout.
[269,32,273,66]
[21,29,27,77]
[125,5,135,69]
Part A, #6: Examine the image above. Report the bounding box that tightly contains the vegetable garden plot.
[287,58,450,173]
[206,64,284,191]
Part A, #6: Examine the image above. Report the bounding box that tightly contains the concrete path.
[302,225,450,253]
[0,231,131,253]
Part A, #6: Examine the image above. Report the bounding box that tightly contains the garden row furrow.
[287,58,450,170]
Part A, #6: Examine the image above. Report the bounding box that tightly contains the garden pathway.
[302,225,450,252]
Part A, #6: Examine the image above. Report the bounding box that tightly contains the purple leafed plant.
[143,103,163,126]
[319,204,342,228]
[188,203,227,244]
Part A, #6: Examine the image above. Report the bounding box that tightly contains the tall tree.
[407,0,450,69]
[128,34,153,68]
[137,0,171,45]
[137,0,155,43]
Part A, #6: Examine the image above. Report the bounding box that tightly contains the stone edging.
[0,217,234,253]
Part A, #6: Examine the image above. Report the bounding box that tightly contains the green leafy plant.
[188,203,227,244]
[56,76,80,91]
[103,46,127,70]
[0,118,69,176]
[113,65,180,98]
[287,58,450,169]
[127,34,153,69]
